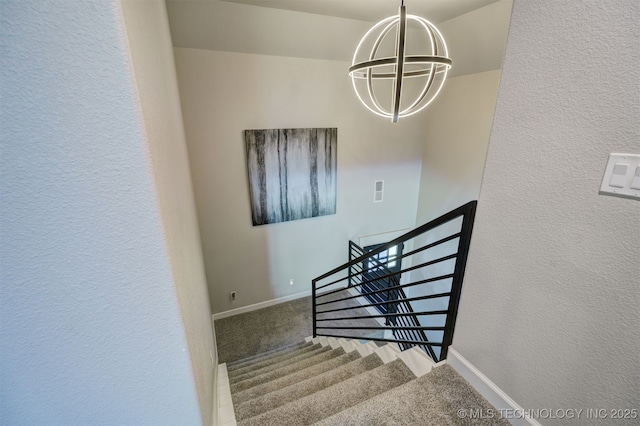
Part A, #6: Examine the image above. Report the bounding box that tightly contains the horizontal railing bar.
[364,269,391,281]
[320,267,451,302]
[316,325,445,331]
[318,253,456,290]
[315,201,477,364]
[315,333,443,347]
[316,291,451,315]
[400,233,461,259]
[313,201,476,282]
[315,310,449,321]
[373,253,457,281]
[347,235,459,290]
[366,246,442,363]
[398,310,433,347]
[316,275,350,290]
[316,286,387,307]
[317,280,389,303]
[397,325,438,360]
[316,273,454,307]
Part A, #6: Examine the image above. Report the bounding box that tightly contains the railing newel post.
[441,201,477,361]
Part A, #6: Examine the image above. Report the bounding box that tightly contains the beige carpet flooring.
[215,289,382,363]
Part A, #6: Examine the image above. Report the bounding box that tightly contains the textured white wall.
[439,0,512,77]
[454,0,640,423]
[0,1,203,424]
[416,70,502,222]
[120,1,215,425]
[408,70,502,359]
[174,48,427,314]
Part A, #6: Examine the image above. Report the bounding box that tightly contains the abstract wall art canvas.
[244,128,337,226]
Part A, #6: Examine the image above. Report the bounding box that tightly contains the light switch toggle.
[599,153,640,200]
[608,163,629,188]
[630,166,640,190]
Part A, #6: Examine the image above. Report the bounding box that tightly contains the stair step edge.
[237,359,416,426]
[231,350,362,406]
[230,347,347,394]
[229,343,322,378]
[230,345,331,383]
[226,341,312,370]
[396,346,436,377]
[233,352,384,421]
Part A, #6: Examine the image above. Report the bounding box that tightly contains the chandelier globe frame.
[348,3,452,122]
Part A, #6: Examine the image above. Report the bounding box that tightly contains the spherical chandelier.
[348,1,452,123]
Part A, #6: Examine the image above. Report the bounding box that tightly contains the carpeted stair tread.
[230,347,346,394]
[315,364,510,426]
[228,342,315,374]
[235,352,384,420]
[229,343,322,378]
[231,350,361,405]
[230,345,332,384]
[237,359,416,426]
[227,341,312,371]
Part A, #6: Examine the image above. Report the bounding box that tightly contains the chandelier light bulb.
[349,4,452,122]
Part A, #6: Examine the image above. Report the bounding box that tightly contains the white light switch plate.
[600,153,640,200]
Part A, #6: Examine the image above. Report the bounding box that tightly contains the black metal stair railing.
[312,201,477,362]
[347,241,438,360]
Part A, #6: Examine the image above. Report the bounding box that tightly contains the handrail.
[314,201,476,282]
[312,200,477,362]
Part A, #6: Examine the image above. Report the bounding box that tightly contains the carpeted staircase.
[217,337,510,425]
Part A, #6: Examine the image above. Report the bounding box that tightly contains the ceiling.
[218,0,502,23]
[165,0,512,75]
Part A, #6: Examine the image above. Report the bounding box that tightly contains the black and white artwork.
[244,128,337,226]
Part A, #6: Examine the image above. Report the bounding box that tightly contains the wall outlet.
[230,291,236,300]
[289,279,294,286]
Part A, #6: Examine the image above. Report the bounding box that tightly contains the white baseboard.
[447,347,542,426]
[212,290,311,320]
[211,315,219,426]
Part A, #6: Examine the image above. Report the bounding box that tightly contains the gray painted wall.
[0,1,211,424]
[170,0,513,316]
[453,0,640,423]
[415,70,503,224]
[174,48,427,314]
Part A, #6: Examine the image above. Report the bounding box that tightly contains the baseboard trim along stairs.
[447,348,543,426]
[217,337,513,425]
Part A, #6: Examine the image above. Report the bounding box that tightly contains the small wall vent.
[374,180,384,203]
